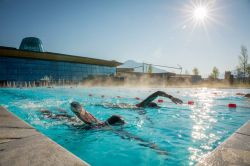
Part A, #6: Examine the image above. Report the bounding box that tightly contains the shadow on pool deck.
[0,106,89,166]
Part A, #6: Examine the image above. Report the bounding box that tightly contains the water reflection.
[189,88,219,164]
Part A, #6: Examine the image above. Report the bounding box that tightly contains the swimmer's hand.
[170,96,183,104]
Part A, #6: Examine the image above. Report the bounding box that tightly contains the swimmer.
[70,101,125,129]
[70,101,168,155]
[136,91,183,108]
[236,93,250,98]
[236,93,245,96]
[97,91,183,109]
[40,103,168,156]
[245,94,250,98]
[39,105,124,128]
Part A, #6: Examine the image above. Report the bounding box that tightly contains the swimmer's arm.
[87,112,102,124]
[136,91,163,107]
[137,91,183,107]
[77,109,102,125]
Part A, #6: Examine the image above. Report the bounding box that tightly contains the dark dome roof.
[19,37,44,52]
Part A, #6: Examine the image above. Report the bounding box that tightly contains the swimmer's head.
[70,101,82,113]
[105,115,125,126]
[148,102,158,108]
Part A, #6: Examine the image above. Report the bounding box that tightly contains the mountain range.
[118,60,166,73]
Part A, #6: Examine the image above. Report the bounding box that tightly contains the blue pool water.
[0,87,250,165]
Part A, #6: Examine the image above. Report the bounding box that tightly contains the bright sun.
[182,0,219,31]
[193,6,208,21]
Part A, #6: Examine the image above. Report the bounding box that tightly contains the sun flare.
[181,0,220,31]
[193,6,208,21]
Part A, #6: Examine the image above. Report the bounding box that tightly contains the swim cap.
[148,102,158,108]
[70,101,82,113]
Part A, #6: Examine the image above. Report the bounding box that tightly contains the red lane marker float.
[228,103,237,108]
[88,94,93,97]
[188,101,194,105]
[158,99,164,103]
[135,97,140,100]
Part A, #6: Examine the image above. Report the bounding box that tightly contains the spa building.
[0,37,121,85]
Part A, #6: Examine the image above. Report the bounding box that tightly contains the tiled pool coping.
[0,106,89,166]
[197,120,250,165]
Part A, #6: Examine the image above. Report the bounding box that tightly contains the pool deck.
[0,106,89,166]
[197,120,250,166]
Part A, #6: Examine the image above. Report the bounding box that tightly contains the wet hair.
[106,115,125,126]
[148,102,158,108]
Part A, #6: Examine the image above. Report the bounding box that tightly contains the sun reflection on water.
[188,89,219,164]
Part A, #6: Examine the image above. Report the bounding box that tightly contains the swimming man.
[136,91,183,108]
[99,91,183,109]
[70,101,168,155]
[236,93,250,98]
[39,102,168,155]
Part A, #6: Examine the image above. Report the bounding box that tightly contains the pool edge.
[0,106,90,166]
[196,120,250,165]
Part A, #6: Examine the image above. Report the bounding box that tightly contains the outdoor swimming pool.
[0,87,250,165]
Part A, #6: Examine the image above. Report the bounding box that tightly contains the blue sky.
[0,0,249,77]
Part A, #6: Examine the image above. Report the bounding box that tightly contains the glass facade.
[0,57,116,82]
[19,37,44,52]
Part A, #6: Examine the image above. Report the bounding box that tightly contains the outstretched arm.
[136,91,183,107]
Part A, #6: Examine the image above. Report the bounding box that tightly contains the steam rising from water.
[80,75,250,89]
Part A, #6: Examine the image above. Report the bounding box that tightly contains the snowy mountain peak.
[118,60,167,73]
